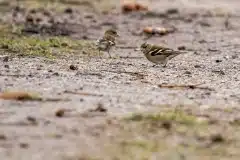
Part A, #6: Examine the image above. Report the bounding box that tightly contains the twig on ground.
[158,83,214,91]
[64,90,103,97]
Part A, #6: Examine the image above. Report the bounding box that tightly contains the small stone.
[19,142,29,149]
[43,10,51,16]
[69,65,78,70]
[4,65,9,69]
[36,17,42,23]
[161,121,172,130]
[26,15,34,23]
[52,72,59,76]
[232,55,238,59]
[184,71,191,75]
[64,7,73,14]
[0,134,7,140]
[3,56,9,62]
[26,116,38,125]
[208,48,218,52]
[80,98,84,102]
[90,103,107,113]
[61,42,68,47]
[199,39,207,43]
[212,70,225,75]
[184,17,193,23]
[194,64,201,68]
[1,44,9,49]
[215,59,222,63]
[199,21,211,27]
[211,134,224,143]
[14,6,24,12]
[178,46,186,50]
[82,35,88,40]
[193,51,200,55]
[166,8,179,14]
[29,9,37,14]
[55,109,65,117]
[84,14,94,19]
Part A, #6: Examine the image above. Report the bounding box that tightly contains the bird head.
[140,42,149,53]
[104,29,119,37]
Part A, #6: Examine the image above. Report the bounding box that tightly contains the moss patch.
[125,109,201,125]
[0,24,97,58]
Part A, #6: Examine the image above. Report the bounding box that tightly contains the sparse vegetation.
[0,0,240,160]
[125,109,201,125]
[0,24,97,58]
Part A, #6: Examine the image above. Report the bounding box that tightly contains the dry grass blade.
[0,91,70,102]
[64,90,103,97]
[0,92,42,101]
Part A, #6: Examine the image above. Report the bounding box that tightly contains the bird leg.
[162,61,168,68]
[107,50,112,58]
[98,49,102,58]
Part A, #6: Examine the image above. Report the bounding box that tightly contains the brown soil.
[0,0,240,159]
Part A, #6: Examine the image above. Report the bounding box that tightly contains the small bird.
[96,29,119,58]
[140,42,185,67]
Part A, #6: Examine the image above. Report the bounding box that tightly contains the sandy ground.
[0,0,240,159]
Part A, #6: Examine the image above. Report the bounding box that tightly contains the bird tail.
[176,51,187,55]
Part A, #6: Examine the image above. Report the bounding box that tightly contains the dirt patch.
[0,0,240,159]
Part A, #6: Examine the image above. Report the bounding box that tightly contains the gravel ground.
[0,0,240,159]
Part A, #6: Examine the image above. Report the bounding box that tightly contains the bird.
[140,42,185,67]
[96,29,119,58]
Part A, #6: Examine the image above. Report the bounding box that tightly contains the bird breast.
[145,53,167,64]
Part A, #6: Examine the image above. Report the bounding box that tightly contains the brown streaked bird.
[96,29,119,58]
[140,42,185,67]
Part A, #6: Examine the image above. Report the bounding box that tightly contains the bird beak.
[134,48,141,51]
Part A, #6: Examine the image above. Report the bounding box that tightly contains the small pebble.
[55,109,65,117]
[52,72,59,76]
[194,64,201,68]
[184,71,191,75]
[166,8,179,14]
[19,143,29,149]
[29,9,37,14]
[232,55,238,59]
[64,8,73,14]
[36,17,42,23]
[199,39,207,43]
[215,59,222,63]
[69,65,78,70]
[80,98,84,102]
[211,134,224,143]
[3,56,9,62]
[212,70,225,75]
[178,46,186,50]
[4,65,9,69]
[0,134,7,140]
[161,121,172,130]
[199,21,211,27]
[26,116,38,125]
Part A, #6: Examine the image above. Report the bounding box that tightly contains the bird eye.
[141,43,147,48]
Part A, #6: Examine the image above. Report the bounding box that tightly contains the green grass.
[0,24,97,58]
[125,109,201,125]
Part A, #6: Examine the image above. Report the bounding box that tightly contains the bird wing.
[97,38,115,46]
[150,45,182,57]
